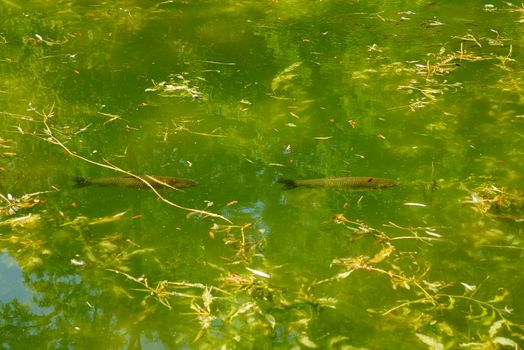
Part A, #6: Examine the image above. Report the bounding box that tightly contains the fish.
[72,175,198,189]
[277,177,398,190]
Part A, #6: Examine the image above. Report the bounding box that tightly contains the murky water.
[1,1,523,349]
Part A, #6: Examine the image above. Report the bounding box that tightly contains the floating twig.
[38,105,232,223]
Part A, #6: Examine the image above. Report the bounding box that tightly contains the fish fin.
[72,176,89,188]
[277,178,297,190]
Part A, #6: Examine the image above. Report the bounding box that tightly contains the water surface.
[0,1,523,349]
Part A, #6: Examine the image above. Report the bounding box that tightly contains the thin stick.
[40,106,232,224]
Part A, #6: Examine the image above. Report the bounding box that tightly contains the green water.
[1,1,523,349]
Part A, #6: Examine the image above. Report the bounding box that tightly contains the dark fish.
[277,177,398,190]
[73,175,198,189]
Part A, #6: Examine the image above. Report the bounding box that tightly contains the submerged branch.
[39,106,232,224]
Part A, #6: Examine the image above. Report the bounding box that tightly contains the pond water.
[0,1,523,349]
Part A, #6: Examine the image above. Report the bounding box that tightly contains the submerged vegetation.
[145,73,204,100]
[463,181,524,223]
[2,190,522,348]
[0,1,523,349]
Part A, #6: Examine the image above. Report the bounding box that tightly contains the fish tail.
[72,176,89,188]
[277,178,298,190]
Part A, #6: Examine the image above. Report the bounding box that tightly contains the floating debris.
[462,183,524,222]
[246,267,271,279]
[403,202,427,207]
[145,74,202,99]
[0,191,48,216]
[70,258,85,266]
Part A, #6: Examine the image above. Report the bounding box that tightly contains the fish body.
[277,177,398,190]
[73,175,198,189]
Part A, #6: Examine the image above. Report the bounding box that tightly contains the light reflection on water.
[0,253,54,315]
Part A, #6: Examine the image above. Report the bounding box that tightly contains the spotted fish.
[277,177,398,190]
[73,175,198,189]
